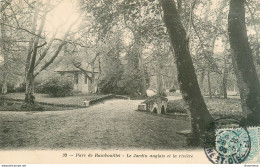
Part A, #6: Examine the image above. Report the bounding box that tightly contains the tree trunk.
[207,71,212,98]
[138,55,148,98]
[199,70,205,94]
[222,59,229,99]
[161,0,214,144]
[1,74,7,94]
[1,10,8,94]
[177,0,182,13]
[89,53,99,94]
[169,46,179,90]
[90,71,96,94]
[25,72,35,104]
[257,44,260,65]
[137,43,147,98]
[24,2,49,104]
[228,0,260,125]
[157,63,166,96]
[124,25,147,98]
[25,3,38,79]
[134,35,147,98]
[222,68,228,99]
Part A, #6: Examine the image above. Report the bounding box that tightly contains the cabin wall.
[57,71,98,94]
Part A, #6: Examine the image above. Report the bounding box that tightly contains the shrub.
[40,76,73,97]
[15,82,26,92]
[169,86,176,92]
[0,83,16,93]
[20,103,44,111]
[166,99,188,114]
[15,81,46,93]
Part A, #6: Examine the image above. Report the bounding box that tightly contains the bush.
[98,76,127,95]
[169,86,176,92]
[166,99,188,114]
[15,82,26,92]
[15,81,46,93]
[20,103,44,111]
[0,83,16,93]
[40,76,73,97]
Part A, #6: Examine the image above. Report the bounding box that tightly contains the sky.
[0,0,257,63]
[0,0,81,63]
[44,0,81,38]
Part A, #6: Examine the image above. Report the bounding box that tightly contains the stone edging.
[89,94,129,105]
[0,94,130,108]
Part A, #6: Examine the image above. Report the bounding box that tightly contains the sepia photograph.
[0,0,259,164]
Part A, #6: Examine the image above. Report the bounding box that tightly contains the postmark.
[215,128,251,163]
[204,118,260,164]
[205,127,251,164]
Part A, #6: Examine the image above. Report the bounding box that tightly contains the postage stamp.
[205,126,260,164]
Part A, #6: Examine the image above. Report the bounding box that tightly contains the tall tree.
[81,0,164,98]
[0,3,26,94]
[24,1,48,104]
[221,36,232,99]
[192,1,227,95]
[0,10,8,93]
[24,1,80,104]
[228,0,260,125]
[160,0,214,144]
[98,41,125,95]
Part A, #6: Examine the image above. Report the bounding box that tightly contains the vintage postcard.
[0,0,260,165]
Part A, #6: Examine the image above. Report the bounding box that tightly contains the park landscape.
[0,0,259,150]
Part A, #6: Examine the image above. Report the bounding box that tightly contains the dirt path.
[0,99,190,150]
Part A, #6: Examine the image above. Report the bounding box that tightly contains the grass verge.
[167,97,243,118]
[0,100,77,111]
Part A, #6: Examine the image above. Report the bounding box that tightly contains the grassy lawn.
[205,98,242,116]
[0,99,190,150]
[1,93,107,106]
[167,97,243,117]
[0,96,243,150]
[0,100,76,111]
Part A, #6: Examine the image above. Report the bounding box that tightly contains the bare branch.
[35,30,58,67]
[9,5,20,27]
[245,0,259,64]
[34,41,67,77]
[25,2,39,78]
[186,0,196,40]
[0,0,12,12]
[36,41,47,48]
[72,61,93,81]
[27,0,50,79]
[0,23,45,39]
[34,15,82,77]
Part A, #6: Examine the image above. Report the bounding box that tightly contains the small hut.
[55,64,98,94]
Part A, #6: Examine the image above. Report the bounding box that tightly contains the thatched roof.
[55,63,98,73]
